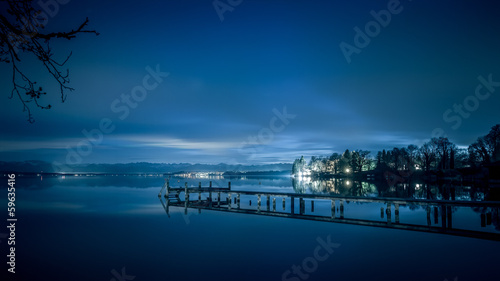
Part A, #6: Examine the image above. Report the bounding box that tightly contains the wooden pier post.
[282,198,286,210]
[184,182,188,215]
[291,196,295,215]
[331,200,335,219]
[228,193,232,210]
[441,205,446,228]
[165,198,170,217]
[273,198,276,212]
[380,207,384,219]
[217,191,221,207]
[237,194,240,209]
[266,195,270,211]
[311,200,314,213]
[395,203,400,224]
[299,198,304,215]
[339,200,344,219]
[164,180,170,199]
[208,191,212,208]
[228,182,231,190]
[257,194,261,212]
[197,182,201,202]
[386,203,391,223]
[426,206,431,226]
[447,205,452,228]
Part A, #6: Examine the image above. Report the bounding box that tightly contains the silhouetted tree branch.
[0,0,98,122]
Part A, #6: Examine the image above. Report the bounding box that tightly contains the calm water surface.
[3,175,500,281]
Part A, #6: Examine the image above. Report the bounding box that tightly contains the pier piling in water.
[331,200,335,219]
[395,203,399,224]
[426,206,431,226]
[340,200,344,219]
[447,205,452,228]
[386,203,391,224]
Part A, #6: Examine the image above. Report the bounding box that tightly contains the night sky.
[1,0,500,165]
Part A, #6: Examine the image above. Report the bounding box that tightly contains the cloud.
[118,135,239,151]
[0,139,82,152]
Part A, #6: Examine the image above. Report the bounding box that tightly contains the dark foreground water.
[2,175,500,281]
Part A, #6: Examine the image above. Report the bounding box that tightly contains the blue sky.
[1,0,500,165]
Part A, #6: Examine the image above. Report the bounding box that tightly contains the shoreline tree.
[468,124,500,166]
[291,124,499,177]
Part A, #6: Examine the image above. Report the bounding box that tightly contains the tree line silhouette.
[292,124,500,178]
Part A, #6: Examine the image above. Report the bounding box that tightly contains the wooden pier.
[158,181,500,241]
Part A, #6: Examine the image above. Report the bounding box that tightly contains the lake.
[3,174,500,281]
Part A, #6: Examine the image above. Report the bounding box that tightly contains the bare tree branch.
[0,0,98,123]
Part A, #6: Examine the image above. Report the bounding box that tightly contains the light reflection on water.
[4,174,500,281]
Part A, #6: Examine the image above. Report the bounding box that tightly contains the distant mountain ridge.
[0,160,292,174]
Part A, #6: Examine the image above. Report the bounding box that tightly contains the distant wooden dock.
[159,181,500,241]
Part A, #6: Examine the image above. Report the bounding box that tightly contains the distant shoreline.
[0,170,291,178]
